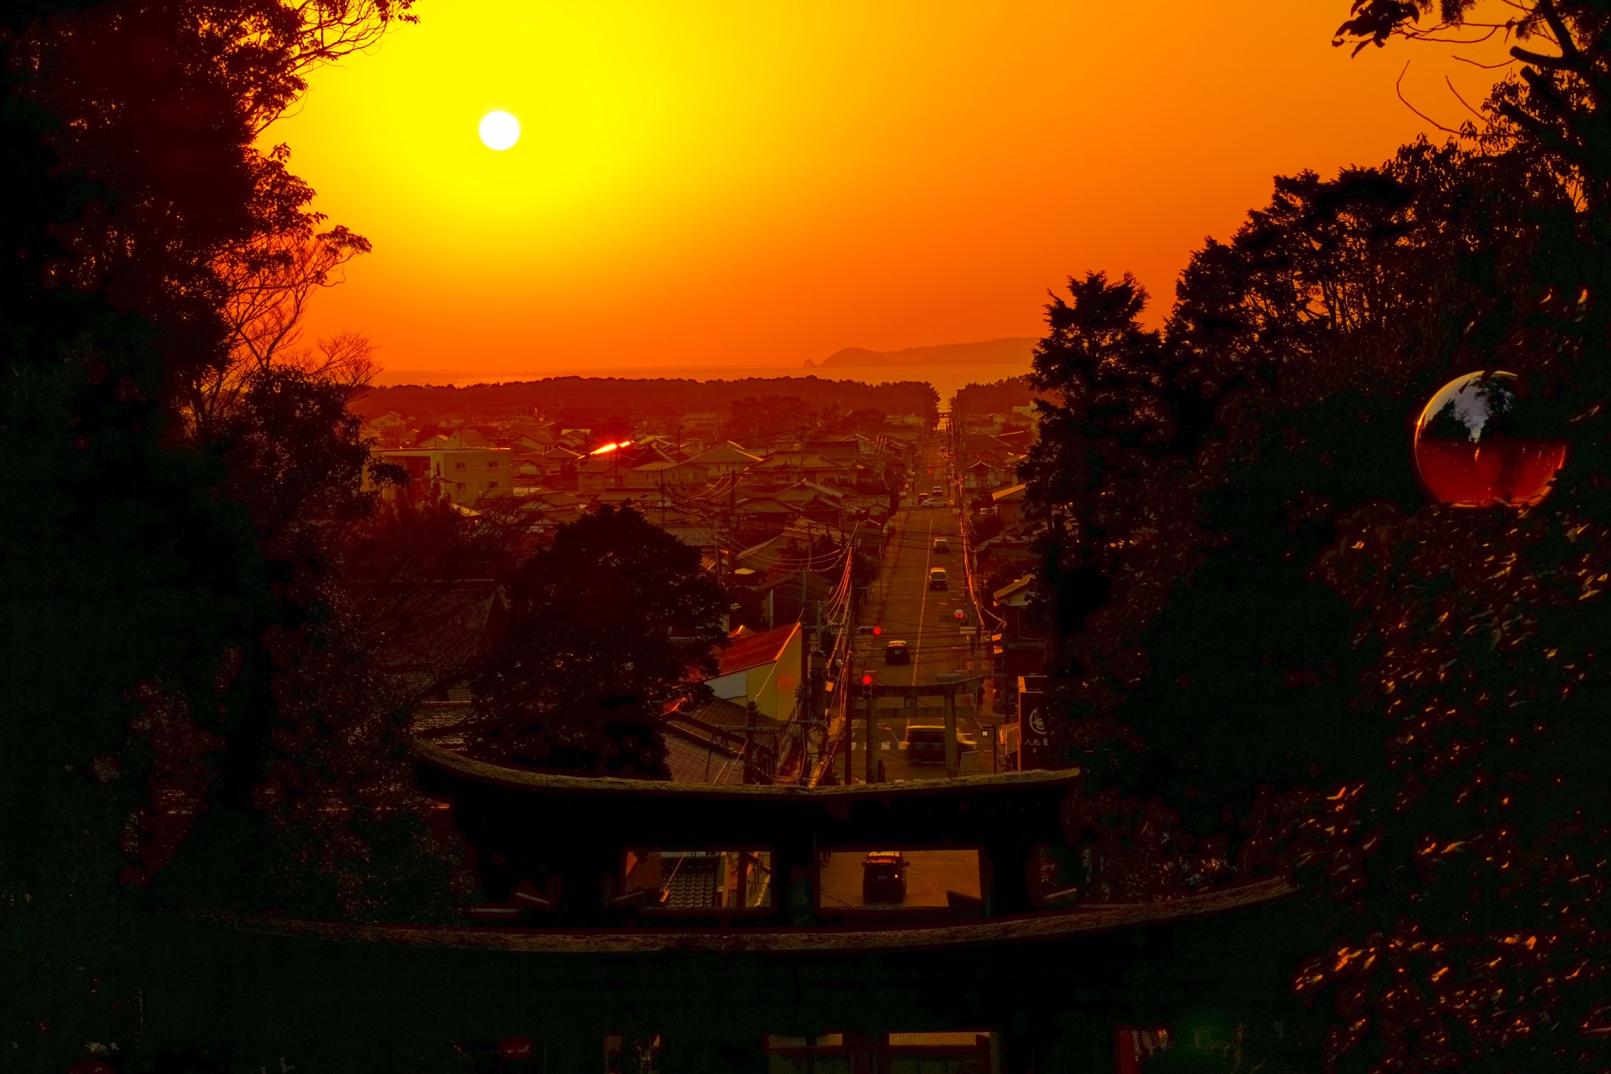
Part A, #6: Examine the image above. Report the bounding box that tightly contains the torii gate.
[830,676,985,783]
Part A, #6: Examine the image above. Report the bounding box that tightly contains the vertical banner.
[1016,676,1051,769]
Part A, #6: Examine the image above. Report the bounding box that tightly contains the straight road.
[817,850,982,910]
[844,424,999,782]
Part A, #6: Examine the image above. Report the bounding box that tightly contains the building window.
[488,481,499,489]
[456,482,466,491]
[454,461,466,471]
[487,459,500,469]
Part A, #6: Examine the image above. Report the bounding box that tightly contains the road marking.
[912,491,936,685]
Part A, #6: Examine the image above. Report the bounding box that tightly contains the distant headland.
[806,337,1037,370]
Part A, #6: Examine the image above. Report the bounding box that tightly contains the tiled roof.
[687,443,762,466]
[675,695,763,732]
[661,855,721,908]
[993,575,1033,603]
[663,732,747,785]
[714,622,799,676]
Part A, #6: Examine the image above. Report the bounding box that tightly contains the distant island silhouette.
[813,337,1037,369]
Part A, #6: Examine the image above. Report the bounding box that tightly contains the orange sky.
[272,2,1514,382]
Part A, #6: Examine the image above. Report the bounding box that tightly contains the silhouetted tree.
[1022,108,1611,1072]
[467,505,729,776]
[1336,2,1611,206]
[726,394,822,445]
[2,1,420,1066]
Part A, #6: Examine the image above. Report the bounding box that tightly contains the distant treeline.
[352,376,940,425]
[950,376,1041,417]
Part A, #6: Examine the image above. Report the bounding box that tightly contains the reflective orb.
[1413,371,1566,508]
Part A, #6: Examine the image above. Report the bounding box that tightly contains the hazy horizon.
[277,3,1512,380]
[368,337,1039,394]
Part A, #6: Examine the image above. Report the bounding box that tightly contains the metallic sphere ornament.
[1413,370,1567,508]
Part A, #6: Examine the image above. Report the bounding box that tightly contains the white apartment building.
[376,447,512,506]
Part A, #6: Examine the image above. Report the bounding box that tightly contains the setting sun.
[273,3,1516,382]
[478,109,520,151]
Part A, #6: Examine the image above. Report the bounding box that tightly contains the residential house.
[746,452,850,491]
[627,458,711,491]
[662,695,782,786]
[376,446,513,506]
[990,574,1046,713]
[577,443,678,493]
[990,483,1029,529]
[685,441,763,479]
[704,622,804,723]
[963,458,1006,493]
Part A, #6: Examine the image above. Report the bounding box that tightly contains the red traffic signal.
[860,673,874,687]
[871,625,882,636]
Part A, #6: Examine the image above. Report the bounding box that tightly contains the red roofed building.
[705,622,804,723]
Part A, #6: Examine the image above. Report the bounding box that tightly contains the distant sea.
[371,362,1031,407]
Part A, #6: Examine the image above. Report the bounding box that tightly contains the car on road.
[931,537,950,553]
[928,567,948,590]
[883,639,910,665]
[930,485,943,496]
[861,851,907,903]
[920,497,946,508]
[899,723,976,765]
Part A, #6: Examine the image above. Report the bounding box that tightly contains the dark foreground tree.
[467,505,729,776]
[1336,1,1611,207]
[2,1,425,1068]
[1022,109,1609,1068]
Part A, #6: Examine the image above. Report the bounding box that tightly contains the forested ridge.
[352,375,941,425]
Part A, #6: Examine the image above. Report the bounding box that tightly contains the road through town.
[844,424,1000,783]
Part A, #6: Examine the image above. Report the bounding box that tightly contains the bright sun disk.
[478,110,520,151]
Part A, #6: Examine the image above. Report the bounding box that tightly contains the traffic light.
[871,625,882,636]
[861,673,874,687]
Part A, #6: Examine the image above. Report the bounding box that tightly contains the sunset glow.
[273,3,1514,381]
[15,1,1609,1067]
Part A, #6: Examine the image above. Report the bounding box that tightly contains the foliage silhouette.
[1021,76,1611,1073]
[466,505,730,777]
[2,1,424,1068]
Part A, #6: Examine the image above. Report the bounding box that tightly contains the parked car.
[931,537,950,553]
[928,567,948,590]
[861,852,907,903]
[884,639,910,665]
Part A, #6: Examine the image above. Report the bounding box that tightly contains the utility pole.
[843,675,855,785]
[944,687,960,778]
[799,520,819,626]
[864,677,877,784]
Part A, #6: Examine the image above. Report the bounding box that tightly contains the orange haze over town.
[275,2,1512,383]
